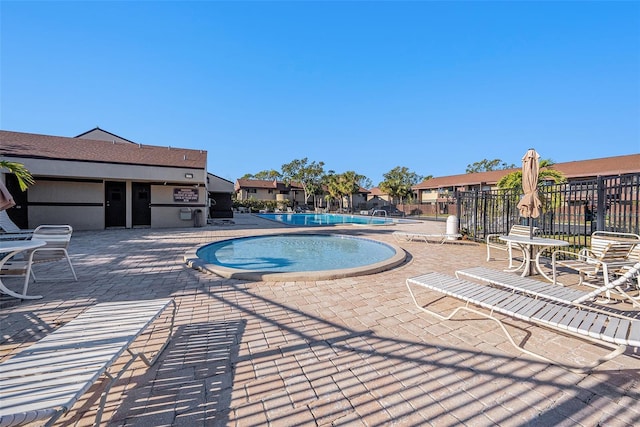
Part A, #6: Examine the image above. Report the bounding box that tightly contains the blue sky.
[1,1,639,186]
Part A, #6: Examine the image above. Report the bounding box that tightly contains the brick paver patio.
[1,215,639,426]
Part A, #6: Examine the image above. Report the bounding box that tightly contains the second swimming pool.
[257,213,411,226]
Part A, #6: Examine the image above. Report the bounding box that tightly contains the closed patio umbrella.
[516,148,542,238]
[0,179,16,212]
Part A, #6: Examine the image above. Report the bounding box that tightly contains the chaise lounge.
[455,264,640,309]
[0,299,176,427]
[406,263,640,373]
[392,230,461,244]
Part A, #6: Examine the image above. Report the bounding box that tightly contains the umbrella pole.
[529,218,533,239]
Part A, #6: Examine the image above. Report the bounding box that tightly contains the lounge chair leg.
[507,244,514,268]
[94,300,175,426]
[137,300,176,366]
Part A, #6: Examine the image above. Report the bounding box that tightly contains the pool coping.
[183,232,407,281]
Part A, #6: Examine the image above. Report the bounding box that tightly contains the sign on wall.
[173,188,199,202]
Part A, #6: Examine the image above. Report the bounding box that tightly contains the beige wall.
[8,156,206,185]
[420,190,439,203]
[31,205,103,230]
[150,185,207,228]
[28,181,104,230]
[237,188,305,205]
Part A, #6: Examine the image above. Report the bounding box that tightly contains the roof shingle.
[0,130,206,169]
[413,154,640,190]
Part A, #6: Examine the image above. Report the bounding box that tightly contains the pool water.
[190,233,406,280]
[257,213,403,226]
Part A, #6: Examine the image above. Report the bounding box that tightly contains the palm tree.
[0,160,35,191]
[497,159,566,192]
[497,159,567,213]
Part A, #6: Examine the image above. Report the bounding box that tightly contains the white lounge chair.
[392,231,461,244]
[456,265,640,309]
[406,263,640,373]
[0,299,176,427]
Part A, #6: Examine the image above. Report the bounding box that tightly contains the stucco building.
[1,128,232,230]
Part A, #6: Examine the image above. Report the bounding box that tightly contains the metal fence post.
[596,175,606,232]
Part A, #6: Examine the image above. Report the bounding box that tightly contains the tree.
[281,158,325,207]
[466,159,516,173]
[339,171,365,212]
[324,172,342,211]
[0,160,35,191]
[321,171,364,212]
[497,159,566,191]
[240,169,282,180]
[358,175,373,191]
[497,159,567,213]
[254,169,282,180]
[379,166,423,206]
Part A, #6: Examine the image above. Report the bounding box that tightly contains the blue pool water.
[196,233,399,273]
[257,213,403,226]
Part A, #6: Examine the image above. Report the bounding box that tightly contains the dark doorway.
[5,174,28,229]
[132,182,151,227]
[209,192,234,218]
[105,181,126,228]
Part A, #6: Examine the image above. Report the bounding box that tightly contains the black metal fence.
[458,173,640,250]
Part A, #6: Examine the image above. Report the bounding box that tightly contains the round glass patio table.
[499,235,569,280]
[0,238,46,299]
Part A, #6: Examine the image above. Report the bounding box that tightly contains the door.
[5,174,28,229]
[132,182,151,227]
[105,181,126,228]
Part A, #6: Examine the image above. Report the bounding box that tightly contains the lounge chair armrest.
[578,248,595,257]
[486,233,505,244]
[552,249,602,265]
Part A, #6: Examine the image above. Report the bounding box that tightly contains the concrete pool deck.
[1,214,639,426]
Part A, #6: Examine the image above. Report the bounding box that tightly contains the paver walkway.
[1,215,639,426]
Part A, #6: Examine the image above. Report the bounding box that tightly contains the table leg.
[522,244,534,276]
[0,250,42,300]
[502,243,532,276]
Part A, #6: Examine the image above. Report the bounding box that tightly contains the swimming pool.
[185,233,406,281]
[257,213,409,226]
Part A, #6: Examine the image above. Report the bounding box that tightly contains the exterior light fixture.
[185,173,194,179]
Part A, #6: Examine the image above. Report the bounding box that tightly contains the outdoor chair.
[486,224,540,268]
[457,264,640,309]
[2,225,79,296]
[27,224,77,279]
[406,262,640,373]
[551,231,639,304]
[392,230,461,244]
[0,299,176,427]
[617,243,640,288]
